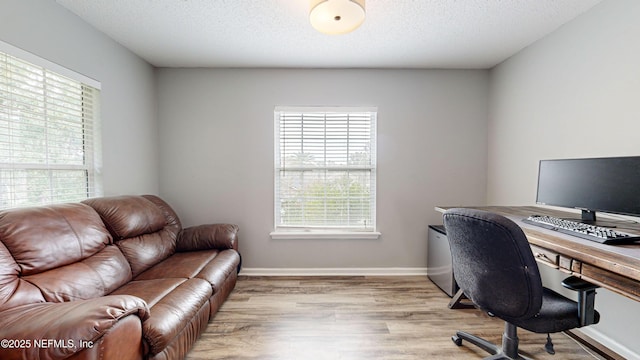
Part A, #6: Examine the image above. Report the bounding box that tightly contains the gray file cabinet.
[427,225,458,297]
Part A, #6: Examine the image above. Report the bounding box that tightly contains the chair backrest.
[443,208,543,322]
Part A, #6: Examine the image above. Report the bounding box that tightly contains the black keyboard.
[523,215,640,245]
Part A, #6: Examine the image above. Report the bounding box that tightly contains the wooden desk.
[435,206,640,302]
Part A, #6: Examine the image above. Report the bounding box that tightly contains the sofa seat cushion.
[193,249,240,293]
[111,278,212,355]
[134,250,219,281]
[134,250,240,294]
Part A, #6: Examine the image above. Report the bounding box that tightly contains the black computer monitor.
[536,156,640,226]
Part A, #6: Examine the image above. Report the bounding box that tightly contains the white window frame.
[271,106,380,240]
[0,41,102,209]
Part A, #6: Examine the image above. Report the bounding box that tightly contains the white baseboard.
[578,327,639,360]
[239,267,428,277]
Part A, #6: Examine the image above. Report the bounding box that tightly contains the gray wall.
[156,68,489,269]
[488,0,640,357]
[0,0,159,196]
[6,0,635,356]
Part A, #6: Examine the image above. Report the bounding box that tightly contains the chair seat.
[510,288,599,334]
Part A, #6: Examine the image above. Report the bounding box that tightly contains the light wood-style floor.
[186,276,605,360]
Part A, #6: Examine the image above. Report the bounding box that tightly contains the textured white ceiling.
[55,0,603,69]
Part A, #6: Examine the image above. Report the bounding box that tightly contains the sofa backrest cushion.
[0,203,112,275]
[0,203,132,310]
[0,241,46,311]
[84,196,166,239]
[84,195,182,277]
[25,245,132,302]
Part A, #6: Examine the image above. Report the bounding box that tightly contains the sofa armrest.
[0,295,149,360]
[177,224,239,252]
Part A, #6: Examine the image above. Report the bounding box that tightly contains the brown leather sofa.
[0,195,241,360]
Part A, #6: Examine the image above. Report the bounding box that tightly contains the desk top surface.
[435,205,640,285]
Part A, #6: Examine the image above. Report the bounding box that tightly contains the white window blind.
[274,107,377,232]
[0,49,101,209]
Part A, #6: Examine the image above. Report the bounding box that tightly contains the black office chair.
[442,208,599,360]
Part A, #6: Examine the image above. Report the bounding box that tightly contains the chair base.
[452,322,531,360]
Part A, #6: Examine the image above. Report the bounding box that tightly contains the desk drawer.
[531,245,559,267]
[581,264,640,302]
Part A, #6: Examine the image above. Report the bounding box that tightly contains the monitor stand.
[581,209,597,223]
[563,209,617,228]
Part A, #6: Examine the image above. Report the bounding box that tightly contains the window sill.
[270,230,381,240]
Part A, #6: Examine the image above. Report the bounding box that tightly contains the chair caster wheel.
[452,335,462,346]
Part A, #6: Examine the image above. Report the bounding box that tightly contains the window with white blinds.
[0,49,101,209]
[274,107,377,232]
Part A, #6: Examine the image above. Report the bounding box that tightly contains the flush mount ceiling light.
[310,0,365,35]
